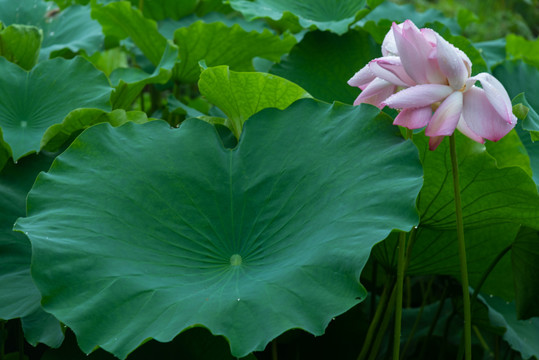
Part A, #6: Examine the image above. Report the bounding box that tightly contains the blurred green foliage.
[390,0,538,41]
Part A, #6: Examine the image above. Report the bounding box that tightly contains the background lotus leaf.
[16,99,423,358]
[270,29,380,104]
[198,66,311,137]
[91,1,168,66]
[172,21,296,83]
[0,152,63,347]
[228,0,367,35]
[0,56,112,161]
[0,24,42,70]
[0,0,104,61]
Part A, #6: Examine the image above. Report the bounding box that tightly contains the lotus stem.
[449,134,472,360]
[393,231,406,360]
[358,278,393,360]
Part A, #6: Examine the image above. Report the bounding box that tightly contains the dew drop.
[237,298,240,301]
[24,232,28,235]
[49,31,55,36]
[332,317,336,321]
[489,294,493,298]
[230,254,242,266]
[20,121,27,128]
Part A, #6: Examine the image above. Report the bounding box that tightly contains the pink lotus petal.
[382,84,453,109]
[462,86,516,141]
[392,21,430,84]
[348,64,376,89]
[393,106,432,129]
[353,78,396,108]
[369,56,415,87]
[472,73,516,124]
[456,117,485,144]
[421,28,437,46]
[428,135,445,150]
[382,23,403,57]
[393,21,445,85]
[425,91,463,136]
[435,34,468,90]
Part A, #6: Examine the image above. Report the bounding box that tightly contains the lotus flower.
[348,20,517,150]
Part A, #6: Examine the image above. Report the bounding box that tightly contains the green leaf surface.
[228,0,367,35]
[511,227,539,319]
[0,24,42,70]
[0,56,112,160]
[41,109,150,152]
[482,295,539,360]
[198,66,310,137]
[172,21,296,83]
[0,152,64,347]
[506,34,539,68]
[373,223,519,300]
[474,38,506,70]
[158,12,272,39]
[91,1,167,65]
[16,99,423,358]
[270,29,380,104]
[21,308,64,347]
[0,1,104,61]
[493,61,539,134]
[354,2,460,43]
[40,4,104,60]
[129,0,198,21]
[493,61,539,191]
[415,132,539,230]
[110,43,178,109]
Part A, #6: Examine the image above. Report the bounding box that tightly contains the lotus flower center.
[230,254,242,266]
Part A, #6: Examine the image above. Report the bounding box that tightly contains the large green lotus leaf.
[481,295,539,360]
[172,21,296,83]
[91,1,168,66]
[110,43,178,109]
[0,0,104,61]
[511,227,539,319]
[0,56,111,161]
[0,24,42,70]
[270,29,380,105]
[16,99,423,358]
[198,66,310,138]
[0,152,64,347]
[228,0,366,35]
[128,0,198,21]
[415,132,539,230]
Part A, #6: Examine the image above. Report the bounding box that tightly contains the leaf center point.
[230,254,242,266]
